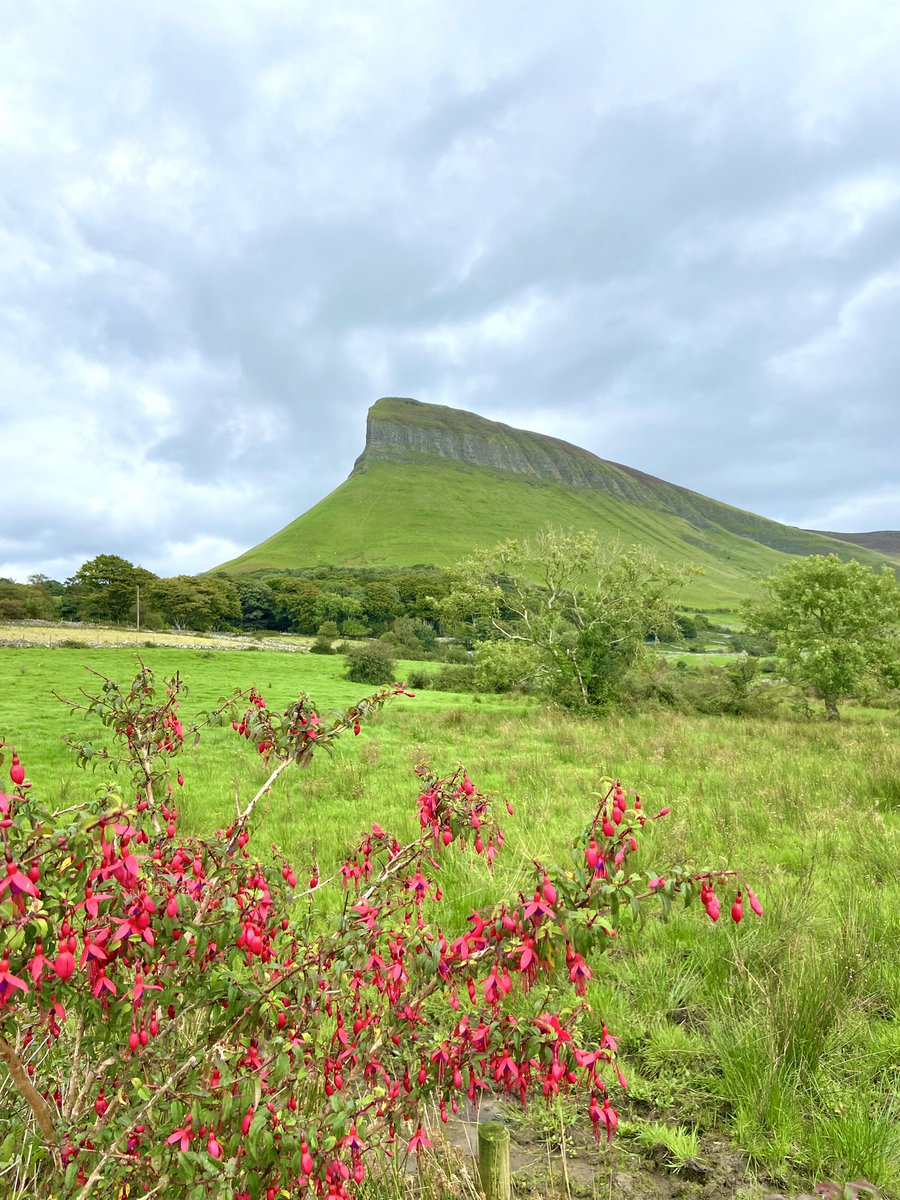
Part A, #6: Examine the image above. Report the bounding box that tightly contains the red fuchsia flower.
[9,755,25,786]
[731,892,744,924]
[521,889,555,923]
[407,1126,432,1154]
[0,860,39,900]
[0,958,29,1004]
[129,972,162,1004]
[567,952,592,995]
[79,930,110,968]
[534,1012,572,1043]
[166,1119,194,1153]
[589,1095,619,1142]
[91,969,116,999]
[700,882,721,922]
[207,1132,222,1158]
[28,943,51,986]
[746,887,763,917]
[406,871,430,903]
[342,1126,365,1154]
[53,950,76,981]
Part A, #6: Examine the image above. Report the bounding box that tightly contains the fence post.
[478,1121,511,1200]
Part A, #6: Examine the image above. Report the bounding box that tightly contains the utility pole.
[136,585,141,633]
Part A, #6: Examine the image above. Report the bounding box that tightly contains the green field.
[2,645,899,1196]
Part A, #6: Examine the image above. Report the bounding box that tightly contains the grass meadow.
[1,645,898,1197]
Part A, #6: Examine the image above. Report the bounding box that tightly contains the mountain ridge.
[805,529,900,560]
[213,397,896,608]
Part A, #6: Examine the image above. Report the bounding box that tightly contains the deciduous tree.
[68,555,157,625]
[442,529,689,709]
[744,554,900,719]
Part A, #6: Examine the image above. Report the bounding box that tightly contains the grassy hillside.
[216,398,896,611]
[216,459,888,610]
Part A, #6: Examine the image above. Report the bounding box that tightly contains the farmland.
[1,643,898,1196]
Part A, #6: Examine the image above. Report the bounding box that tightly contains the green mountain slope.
[215,398,895,609]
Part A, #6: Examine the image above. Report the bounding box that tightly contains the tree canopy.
[441,529,689,709]
[744,553,900,718]
[68,555,157,624]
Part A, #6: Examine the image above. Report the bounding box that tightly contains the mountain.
[214,397,895,610]
[807,530,900,561]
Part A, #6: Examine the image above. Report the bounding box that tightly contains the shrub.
[344,640,396,684]
[430,663,479,692]
[0,665,757,1199]
[308,635,335,655]
[473,639,542,693]
[439,643,470,664]
[405,667,431,690]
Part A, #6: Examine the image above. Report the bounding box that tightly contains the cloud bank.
[2,0,898,579]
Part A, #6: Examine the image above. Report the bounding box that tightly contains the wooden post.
[478,1121,511,1200]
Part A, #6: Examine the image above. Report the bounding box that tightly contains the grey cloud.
[1,1,899,581]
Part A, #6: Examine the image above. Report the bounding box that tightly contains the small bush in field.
[431,663,478,692]
[344,640,396,684]
[309,635,335,655]
[405,667,431,690]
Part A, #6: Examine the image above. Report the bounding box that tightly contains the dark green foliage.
[147,575,241,632]
[744,555,900,719]
[444,530,687,710]
[380,617,437,657]
[0,578,55,621]
[430,663,478,692]
[309,636,335,655]
[730,630,777,656]
[622,657,792,717]
[68,554,157,624]
[232,578,276,629]
[439,643,470,664]
[344,641,396,684]
[269,577,321,633]
[405,667,431,690]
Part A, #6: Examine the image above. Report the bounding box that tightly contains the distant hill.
[808,529,900,561]
[214,397,896,610]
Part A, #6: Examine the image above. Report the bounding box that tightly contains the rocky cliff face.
[352,397,630,490]
[349,397,883,560]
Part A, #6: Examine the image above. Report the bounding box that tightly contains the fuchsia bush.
[0,664,759,1199]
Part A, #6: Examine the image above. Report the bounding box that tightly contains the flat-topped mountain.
[214,398,895,609]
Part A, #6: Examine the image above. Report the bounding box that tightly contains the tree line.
[3,537,897,720]
[0,556,453,639]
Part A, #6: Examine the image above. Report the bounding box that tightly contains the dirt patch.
[439,1103,768,1199]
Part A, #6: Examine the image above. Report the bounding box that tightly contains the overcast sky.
[2,1,899,581]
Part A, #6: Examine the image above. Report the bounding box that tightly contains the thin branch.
[63,1011,86,1120]
[224,757,293,854]
[0,1034,57,1152]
